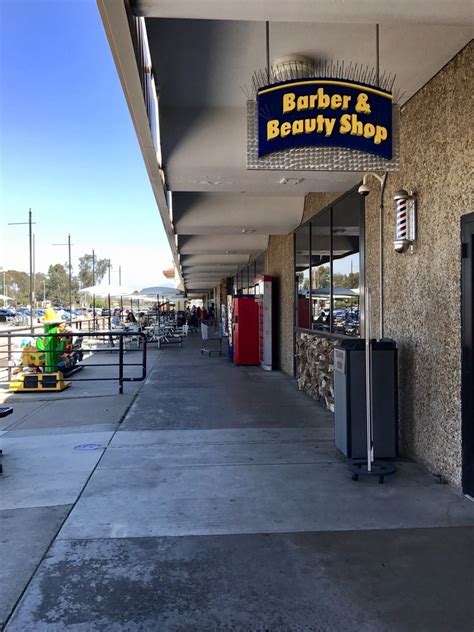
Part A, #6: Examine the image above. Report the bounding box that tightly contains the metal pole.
[118,334,124,394]
[33,233,36,310]
[375,24,380,85]
[8,211,36,326]
[108,261,111,284]
[265,21,270,83]
[365,287,373,472]
[68,234,72,324]
[379,174,387,339]
[52,235,73,324]
[119,265,123,313]
[29,209,34,332]
[92,249,96,330]
[7,333,12,382]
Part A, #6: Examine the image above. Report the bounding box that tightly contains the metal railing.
[0,315,110,333]
[0,330,147,395]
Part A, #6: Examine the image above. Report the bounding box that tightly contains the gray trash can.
[334,339,398,459]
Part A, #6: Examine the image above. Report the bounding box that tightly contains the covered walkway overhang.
[97,0,473,294]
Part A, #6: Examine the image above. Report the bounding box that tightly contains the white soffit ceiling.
[178,234,269,255]
[148,19,472,197]
[132,1,474,26]
[173,192,303,235]
[110,2,472,292]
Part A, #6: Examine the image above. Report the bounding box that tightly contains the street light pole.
[92,249,96,329]
[68,234,72,322]
[2,269,6,306]
[33,233,36,309]
[53,234,73,324]
[8,209,36,332]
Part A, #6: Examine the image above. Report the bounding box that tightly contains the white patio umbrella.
[136,296,157,303]
[140,285,185,298]
[140,286,185,314]
[78,284,136,297]
[120,294,156,311]
[79,285,137,328]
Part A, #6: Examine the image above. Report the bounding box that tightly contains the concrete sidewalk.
[3,336,474,631]
[0,348,157,630]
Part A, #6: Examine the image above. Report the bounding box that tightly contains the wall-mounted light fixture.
[393,190,416,253]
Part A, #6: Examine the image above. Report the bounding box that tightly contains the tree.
[2,270,50,306]
[312,264,330,288]
[4,270,30,305]
[333,271,359,289]
[78,254,110,288]
[46,263,79,306]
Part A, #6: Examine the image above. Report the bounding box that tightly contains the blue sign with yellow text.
[257,79,393,160]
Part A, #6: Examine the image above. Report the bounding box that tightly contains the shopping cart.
[200,322,223,356]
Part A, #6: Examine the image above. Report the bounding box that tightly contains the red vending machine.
[232,297,259,365]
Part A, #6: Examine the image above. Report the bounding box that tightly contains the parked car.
[0,308,15,322]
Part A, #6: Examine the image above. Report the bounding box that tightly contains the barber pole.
[393,190,415,253]
[396,198,408,240]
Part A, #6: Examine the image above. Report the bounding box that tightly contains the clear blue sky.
[0,0,172,288]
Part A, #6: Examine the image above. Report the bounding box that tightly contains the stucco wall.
[302,192,342,223]
[365,42,473,486]
[265,234,294,375]
[264,193,342,376]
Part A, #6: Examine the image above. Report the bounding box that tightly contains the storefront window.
[247,260,256,294]
[295,223,311,328]
[255,253,265,277]
[310,209,331,332]
[332,196,360,336]
[295,191,363,337]
[242,267,249,294]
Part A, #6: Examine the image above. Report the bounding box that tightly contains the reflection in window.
[255,253,265,278]
[247,260,256,294]
[332,197,360,337]
[295,224,311,328]
[294,192,363,337]
[310,209,331,332]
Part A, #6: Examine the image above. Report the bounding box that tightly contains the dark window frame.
[294,187,365,338]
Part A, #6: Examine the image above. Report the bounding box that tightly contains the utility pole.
[53,234,73,324]
[108,260,112,284]
[33,233,36,309]
[1,269,6,306]
[119,265,123,312]
[92,249,96,328]
[8,209,36,332]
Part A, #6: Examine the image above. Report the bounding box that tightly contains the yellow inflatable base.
[9,371,71,393]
